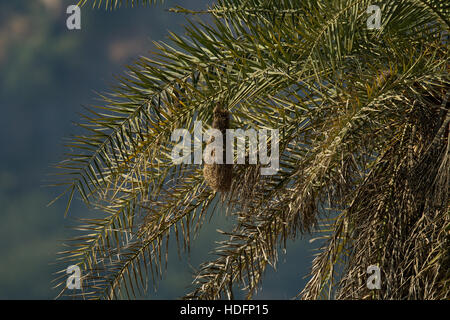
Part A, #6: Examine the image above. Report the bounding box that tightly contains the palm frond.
[53,0,450,299]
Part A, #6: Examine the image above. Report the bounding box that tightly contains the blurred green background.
[0,0,316,299]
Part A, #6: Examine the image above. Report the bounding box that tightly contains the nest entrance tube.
[203,105,233,192]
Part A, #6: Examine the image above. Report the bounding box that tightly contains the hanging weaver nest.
[203,105,233,192]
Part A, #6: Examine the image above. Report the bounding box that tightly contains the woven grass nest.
[203,105,233,192]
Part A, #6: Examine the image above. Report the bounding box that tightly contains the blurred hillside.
[0,0,315,299]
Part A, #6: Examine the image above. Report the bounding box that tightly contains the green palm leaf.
[52,0,450,299]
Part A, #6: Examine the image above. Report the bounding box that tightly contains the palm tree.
[52,0,449,299]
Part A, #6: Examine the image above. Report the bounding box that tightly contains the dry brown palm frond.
[300,85,449,300]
